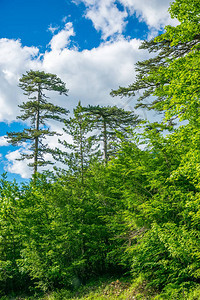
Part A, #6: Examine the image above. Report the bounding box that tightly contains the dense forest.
[0,0,200,299]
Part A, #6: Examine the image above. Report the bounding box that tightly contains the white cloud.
[119,0,179,31]
[0,39,40,77]
[76,0,178,39]
[43,36,146,109]
[49,22,75,51]
[5,149,32,179]
[48,24,59,34]
[0,136,9,146]
[82,0,128,39]
[0,39,41,122]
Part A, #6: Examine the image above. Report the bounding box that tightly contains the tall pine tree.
[56,101,100,183]
[7,70,69,175]
[82,105,140,163]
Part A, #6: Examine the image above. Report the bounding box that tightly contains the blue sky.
[0,0,100,50]
[0,0,177,181]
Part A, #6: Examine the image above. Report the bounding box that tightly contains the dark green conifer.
[7,70,69,175]
[83,105,140,163]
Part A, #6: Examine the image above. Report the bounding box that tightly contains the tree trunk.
[103,119,108,164]
[80,118,84,184]
[34,85,40,175]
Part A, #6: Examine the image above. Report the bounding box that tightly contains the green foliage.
[0,175,29,295]
[111,0,200,125]
[1,0,200,298]
[55,101,101,182]
[9,171,123,292]
[82,105,140,163]
[97,120,200,294]
[109,1,200,293]
[7,70,68,174]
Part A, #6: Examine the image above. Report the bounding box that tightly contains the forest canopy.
[0,0,200,299]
